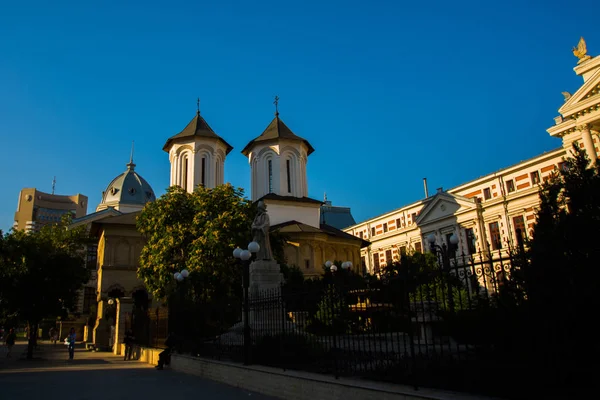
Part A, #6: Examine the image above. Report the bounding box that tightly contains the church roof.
[241,114,315,156]
[270,220,370,248]
[98,161,156,210]
[258,193,323,205]
[163,111,233,154]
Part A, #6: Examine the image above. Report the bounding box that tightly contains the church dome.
[96,159,156,213]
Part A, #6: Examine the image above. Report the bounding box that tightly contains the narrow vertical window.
[489,222,502,250]
[286,159,291,193]
[201,157,206,187]
[182,157,188,191]
[268,159,273,193]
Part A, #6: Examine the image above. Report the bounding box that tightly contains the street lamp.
[233,241,260,365]
[171,269,190,340]
[427,233,458,312]
[326,260,353,273]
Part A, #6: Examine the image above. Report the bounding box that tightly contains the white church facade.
[344,39,600,275]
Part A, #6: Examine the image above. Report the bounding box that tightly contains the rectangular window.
[385,249,393,265]
[361,256,366,271]
[465,228,477,254]
[513,215,527,245]
[483,188,491,200]
[371,227,375,237]
[396,218,402,228]
[304,259,310,270]
[268,160,273,193]
[506,179,515,193]
[489,222,502,250]
[557,162,567,172]
[83,287,96,314]
[383,223,388,233]
[359,231,363,239]
[531,171,540,185]
[373,254,380,273]
[201,157,206,187]
[286,159,291,193]
[414,242,422,253]
[86,244,98,270]
[400,246,407,256]
[411,212,417,224]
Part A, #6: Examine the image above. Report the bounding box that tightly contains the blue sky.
[1,0,599,232]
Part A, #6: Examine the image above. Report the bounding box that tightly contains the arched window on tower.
[182,156,188,191]
[268,159,273,193]
[286,159,292,193]
[201,157,206,187]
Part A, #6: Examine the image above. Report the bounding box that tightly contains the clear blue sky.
[1,0,599,232]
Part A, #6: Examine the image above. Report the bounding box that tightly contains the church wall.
[282,232,362,278]
[265,200,321,229]
[96,224,145,299]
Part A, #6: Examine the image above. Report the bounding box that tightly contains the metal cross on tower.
[273,95,279,116]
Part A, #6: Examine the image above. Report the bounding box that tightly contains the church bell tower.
[241,97,314,202]
[163,100,233,192]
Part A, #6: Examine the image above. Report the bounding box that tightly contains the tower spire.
[197,97,200,115]
[127,141,136,170]
[273,95,279,117]
[52,176,56,195]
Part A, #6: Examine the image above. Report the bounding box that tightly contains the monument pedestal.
[218,259,304,346]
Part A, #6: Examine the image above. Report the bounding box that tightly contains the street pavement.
[0,341,277,400]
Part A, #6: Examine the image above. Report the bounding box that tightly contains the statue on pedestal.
[251,200,273,261]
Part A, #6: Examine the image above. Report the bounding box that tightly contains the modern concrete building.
[13,188,88,232]
[344,38,600,275]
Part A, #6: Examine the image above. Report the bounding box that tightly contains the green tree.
[0,216,91,359]
[521,145,600,376]
[136,184,255,302]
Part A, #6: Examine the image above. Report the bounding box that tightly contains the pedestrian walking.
[67,328,76,360]
[123,330,135,361]
[5,328,16,358]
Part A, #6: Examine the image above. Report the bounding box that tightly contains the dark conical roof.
[241,114,314,156]
[163,111,233,154]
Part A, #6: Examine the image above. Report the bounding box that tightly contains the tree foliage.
[524,145,600,323]
[136,184,255,301]
[0,215,91,357]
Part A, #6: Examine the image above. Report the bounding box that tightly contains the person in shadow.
[123,330,135,361]
[155,332,176,370]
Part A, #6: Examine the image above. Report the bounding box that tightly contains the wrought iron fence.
[191,250,593,399]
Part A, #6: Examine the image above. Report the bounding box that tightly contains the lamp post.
[427,233,458,312]
[233,241,260,365]
[172,269,189,340]
[325,260,353,273]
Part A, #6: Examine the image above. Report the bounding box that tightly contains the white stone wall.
[247,140,310,201]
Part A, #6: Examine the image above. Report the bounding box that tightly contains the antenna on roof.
[52,176,56,195]
[197,97,200,115]
[130,140,135,164]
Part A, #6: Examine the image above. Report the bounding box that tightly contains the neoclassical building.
[343,39,600,275]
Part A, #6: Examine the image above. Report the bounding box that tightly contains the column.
[577,124,597,163]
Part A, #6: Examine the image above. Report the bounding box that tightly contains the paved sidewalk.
[0,341,277,400]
